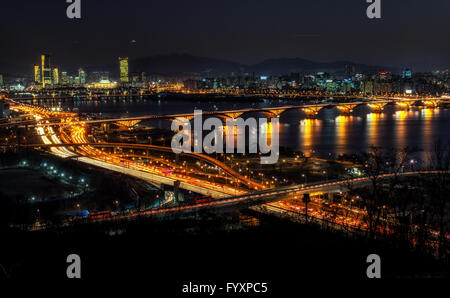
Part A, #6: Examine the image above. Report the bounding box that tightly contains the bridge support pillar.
[368,103,388,113]
[222,112,244,119]
[421,100,440,109]
[267,109,285,118]
[116,120,142,129]
[396,101,416,110]
[337,104,357,115]
[302,107,322,118]
[261,109,285,119]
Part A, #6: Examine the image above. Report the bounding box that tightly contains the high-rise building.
[78,68,86,85]
[41,54,52,88]
[345,64,356,77]
[34,65,42,84]
[61,72,68,86]
[360,80,374,95]
[119,57,129,83]
[0,74,3,88]
[53,68,59,85]
[101,72,110,81]
[88,72,100,83]
[402,68,412,79]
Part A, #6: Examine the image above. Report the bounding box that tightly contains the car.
[193,196,213,204]
[88,211,111,219]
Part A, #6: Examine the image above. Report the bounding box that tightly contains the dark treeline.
[346,141,449,263]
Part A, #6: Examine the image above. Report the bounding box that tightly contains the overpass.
[9,142,262,191]
[76,171,446,223]
[74,155,233,199]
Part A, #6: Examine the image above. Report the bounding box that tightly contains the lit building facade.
[41,54,52,88]
[119,57,129,83]
[61,72,68,86]
[34,65,41,84]
[53,68,59,85]
[86,80,118,89]
[78,68,86,85]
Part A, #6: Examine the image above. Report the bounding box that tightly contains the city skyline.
[4,49,444,99]
[1,0,450,75]
[1,0,449,284]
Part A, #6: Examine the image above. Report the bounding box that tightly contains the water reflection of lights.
[260,121,281,145]
[421,109,434,161]
[394,110,410,150]
[335,116,354,154]
[420,108,438,119]
[366,113,383,148]
[300,119,321,155]
[220,120,280,147]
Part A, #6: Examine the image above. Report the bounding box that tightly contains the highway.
[15,142,262,191]
[5,99,449,239]
[8,100,450,202]
[68,170,449,222]
[74,156,232,199]
[10,103,260,197]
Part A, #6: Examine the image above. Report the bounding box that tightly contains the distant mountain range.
[130,54,243,76]
[129,53,398,76]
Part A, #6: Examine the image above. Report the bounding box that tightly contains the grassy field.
[0,168,80,200]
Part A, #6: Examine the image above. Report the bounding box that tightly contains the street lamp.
[410,159,415,171]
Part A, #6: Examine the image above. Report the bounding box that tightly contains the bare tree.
[348,146,411,241]
[425,140,450,260]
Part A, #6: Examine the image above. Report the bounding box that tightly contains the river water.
[52,98,450,161]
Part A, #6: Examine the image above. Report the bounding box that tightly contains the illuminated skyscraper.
[53,68,59,85]
[0,75,3,88]
[41,54,52,88]
[34,65,42,84]
[79,68,86,85]
[119,57,129,83]
[61,72,68,86]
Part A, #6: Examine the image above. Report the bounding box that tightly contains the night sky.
[1,0,449,75]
